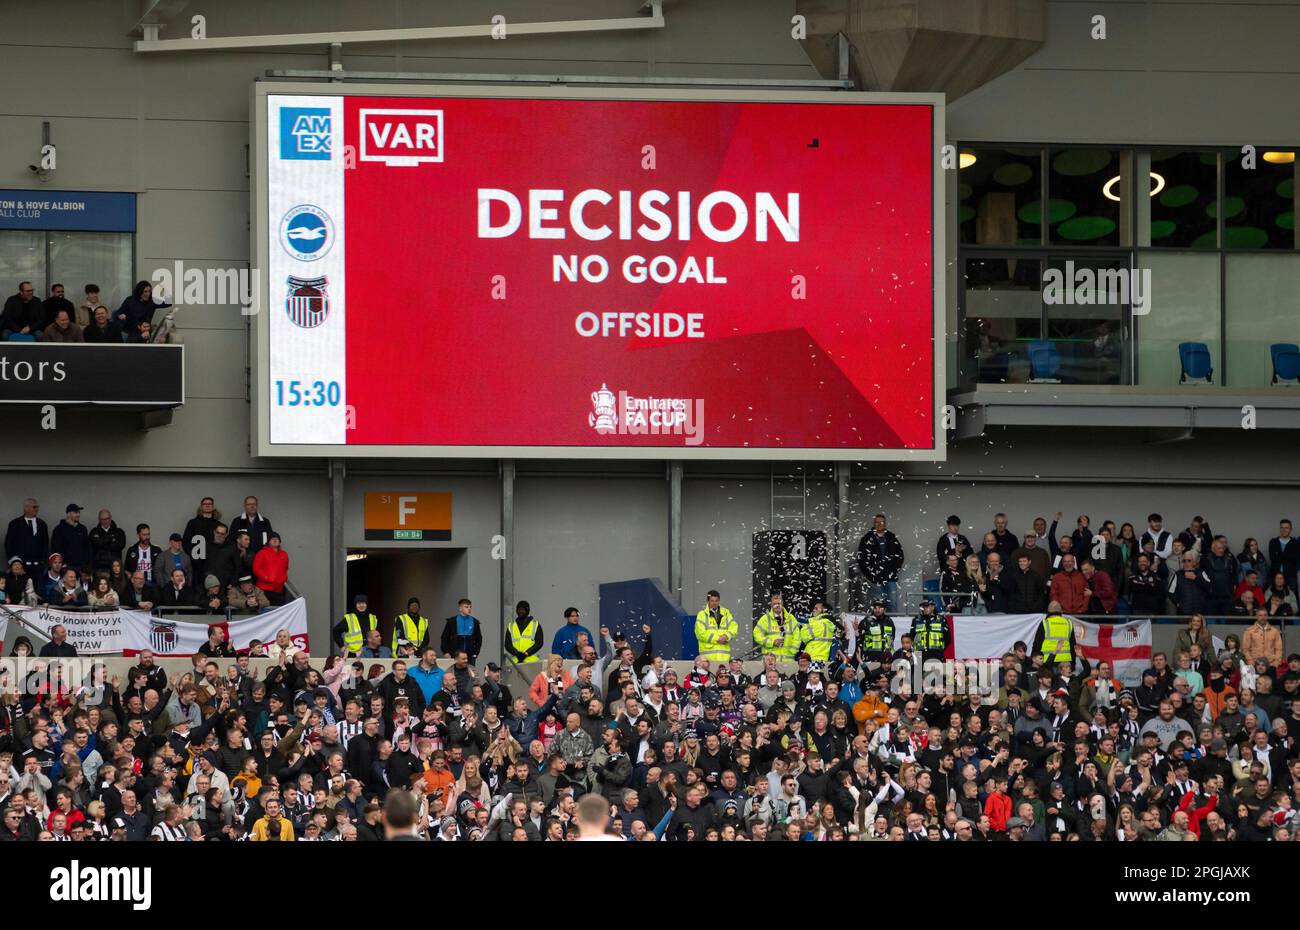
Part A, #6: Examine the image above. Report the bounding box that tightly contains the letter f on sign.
[398,497,417,526]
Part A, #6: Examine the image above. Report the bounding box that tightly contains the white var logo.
[359,109,443,166]
[50,861,152,911]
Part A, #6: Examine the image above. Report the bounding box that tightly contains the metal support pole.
[499,459,515,668]
[329,458,346,649]
[834,461,851,614]
[669,461,683,602]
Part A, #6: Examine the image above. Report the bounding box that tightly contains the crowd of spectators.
[0,504,1294,843]
[859,510,1300,619]
[1,280,173,344]
[0,595,1294,842]
[1,495,288,618]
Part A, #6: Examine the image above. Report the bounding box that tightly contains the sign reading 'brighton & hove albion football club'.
[0,188,137,231]
[257,86,943,459]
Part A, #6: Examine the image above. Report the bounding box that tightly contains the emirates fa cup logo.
[589,383,617,434]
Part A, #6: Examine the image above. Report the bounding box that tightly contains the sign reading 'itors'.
[0,344,182,406]
[363,492,451,541]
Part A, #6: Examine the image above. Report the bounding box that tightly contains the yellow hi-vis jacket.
[754,609,802,659]
[694,606,738,663]
[508,617,542,665]
[910,615,949,653]
[342,612,378,655]
[1039,614,1074,664]
[391,613,428,652]
[800,613,838,662]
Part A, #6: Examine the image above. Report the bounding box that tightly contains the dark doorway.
[345,548,468,644]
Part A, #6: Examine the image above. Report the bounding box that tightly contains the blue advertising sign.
[0,189,136,231]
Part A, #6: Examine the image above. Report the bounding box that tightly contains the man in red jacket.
[1050,554,1089,614]
[1079,560,1117,614]
[252,532,290,606]
[984,775,1012,833]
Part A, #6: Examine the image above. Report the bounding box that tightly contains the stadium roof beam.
[134,1,665,53]
[130,0,191,42]
[796,0,1045,101]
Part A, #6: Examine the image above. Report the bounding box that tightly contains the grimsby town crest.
[150,621,177,653]
[286,275,329,328]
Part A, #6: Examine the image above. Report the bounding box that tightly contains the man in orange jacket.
[852,673,892,734]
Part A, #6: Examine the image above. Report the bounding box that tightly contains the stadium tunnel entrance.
[345,547,468,648]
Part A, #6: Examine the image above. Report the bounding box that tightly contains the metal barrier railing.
[894,588,1295,627]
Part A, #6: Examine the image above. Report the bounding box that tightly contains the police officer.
[391,596,429,653]
[908,598,949,664]
[695,589,738,664]
[800,601,838,663]
[860,600,896,668]
[504,600,544,667]
[754,593,801,660]
[333,593,379,657]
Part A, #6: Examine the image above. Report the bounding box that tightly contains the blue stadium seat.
[5,333,36,342]
[1271,343,1300,384]
[1178,342,1213,383]
[1028,340,1061,382]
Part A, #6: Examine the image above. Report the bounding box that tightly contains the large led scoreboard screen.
[252,84,944,459]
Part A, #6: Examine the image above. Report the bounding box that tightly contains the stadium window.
[0,231,46,297]
[961,255,1043,385]
[1047,147,1130,248]
[48,231,133,308]
[1148,149,1219,249]
[0,191,136,307]
[957,147,1044,247]
[1223,146,1296,250]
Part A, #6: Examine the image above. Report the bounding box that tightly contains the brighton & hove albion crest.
[589,383,617,434]
[286,275,329,328]
[150,621,177,653]
[279,204,334,261]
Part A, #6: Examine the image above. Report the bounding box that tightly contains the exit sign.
[364,492,452,541]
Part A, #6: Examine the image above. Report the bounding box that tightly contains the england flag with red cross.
[1072,618,1152,686]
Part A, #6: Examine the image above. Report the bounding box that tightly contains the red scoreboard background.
[258,87,942,458]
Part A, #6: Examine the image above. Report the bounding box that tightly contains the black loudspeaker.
[752,530,828,618]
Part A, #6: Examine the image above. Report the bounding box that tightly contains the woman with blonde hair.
[529,654,573,707]
[1175,613,1214,655]
[455,754,492,807]
[963,554,987,614]
[483,725,522,766]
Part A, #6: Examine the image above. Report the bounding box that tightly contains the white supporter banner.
[951,613,1044,661]
[122,599,310,656]
[0,606,131,654]
[0,600,309,656]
